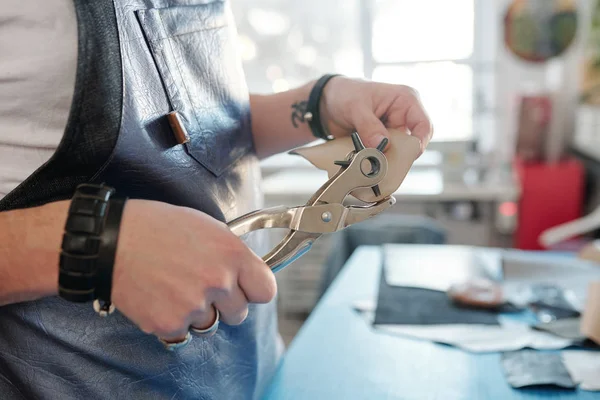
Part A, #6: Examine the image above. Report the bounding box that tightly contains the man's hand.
[320,76,433,153]
[250,76,433,158]
[0,199,276,343]
[112,200,276,342]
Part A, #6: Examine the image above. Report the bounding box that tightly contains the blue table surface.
[262,246,599,400]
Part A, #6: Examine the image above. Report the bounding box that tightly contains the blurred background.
[229,0,600,344]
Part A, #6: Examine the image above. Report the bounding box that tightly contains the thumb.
[352,108,389,149]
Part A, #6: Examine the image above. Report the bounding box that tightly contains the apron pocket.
[136,1,252,177]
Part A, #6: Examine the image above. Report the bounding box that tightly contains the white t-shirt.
[0,0,77,199]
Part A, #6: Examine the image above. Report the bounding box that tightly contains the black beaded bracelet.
[305,74,340,141]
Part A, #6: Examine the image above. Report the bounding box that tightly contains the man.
[0,0,432,399]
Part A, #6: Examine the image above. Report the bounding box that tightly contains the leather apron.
[0,1,282,399]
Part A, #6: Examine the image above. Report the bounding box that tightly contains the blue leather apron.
[0,1,283,399]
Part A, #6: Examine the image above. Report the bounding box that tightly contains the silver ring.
[190,308,220,337]
[159,332,192,351]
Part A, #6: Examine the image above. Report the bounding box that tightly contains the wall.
[494,0,590,165]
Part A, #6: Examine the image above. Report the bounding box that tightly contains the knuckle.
[224,240,250,263]
[417,118,433,134]
[224,307,249,326]
[424,119,434,131]
[227,241,265,274]
[227,248,245,266]
[250,256,269,272]
[401,85,421,99]
[265,281,278,303]
[183,293,208,314]
[206,272,234,294]
[254,275,278,303]
[237,308,250,325]
[152,317,183,337]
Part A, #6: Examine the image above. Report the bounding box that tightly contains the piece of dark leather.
[319,215,446,300]
[501,350,576,389]
[374,262,500,326]
[0,1,282,399]
[528,284,581,321]
[533,318,587,341]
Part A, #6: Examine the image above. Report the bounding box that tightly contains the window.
[365,0,497,143]
[370,0,474,63]
[231,0,497,147]
[231,0,363,94]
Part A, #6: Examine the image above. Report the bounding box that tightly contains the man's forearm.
[0,201,65,306]
[250,80,317,159]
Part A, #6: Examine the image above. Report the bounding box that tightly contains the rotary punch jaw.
[227,132,395,273]
[333,133,389,198]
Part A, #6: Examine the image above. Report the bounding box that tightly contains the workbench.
[262,246,599,400]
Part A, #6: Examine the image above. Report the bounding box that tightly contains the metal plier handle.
[227,133,396,272]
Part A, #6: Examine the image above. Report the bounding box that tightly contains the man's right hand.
[0,198,276,343]
[111,200,277,342]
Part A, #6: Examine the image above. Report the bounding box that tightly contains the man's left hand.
[321,76,433,153]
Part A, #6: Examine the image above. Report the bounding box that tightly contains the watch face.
[503,0,578,63]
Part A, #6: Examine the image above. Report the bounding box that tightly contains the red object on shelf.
[514,157,585,250]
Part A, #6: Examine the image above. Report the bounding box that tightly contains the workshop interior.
[3,0,600,398]
[235,0,600,396]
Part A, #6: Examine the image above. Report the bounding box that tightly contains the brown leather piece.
[577,240,600,264]
[581,281,600,345]
[447,279,505,309]
[167,111,190,144]
[290,128,421,203]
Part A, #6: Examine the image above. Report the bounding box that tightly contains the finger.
[154,319,191,344]
[238,256,277,304]
[351,105,389,149]
[212,285,249,326]
[159,332,190,345]
[404,97,433,152]
[189,304,218,331]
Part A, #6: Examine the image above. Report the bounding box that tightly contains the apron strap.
[0,0,122,211]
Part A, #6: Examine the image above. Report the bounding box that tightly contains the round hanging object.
[504,0,578,63]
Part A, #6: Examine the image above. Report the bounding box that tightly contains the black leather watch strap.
[59,183,115,303]
[95,197,127,308]
[306,74,340,141]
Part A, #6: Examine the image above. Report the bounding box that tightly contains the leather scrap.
[290,128,421,203]
[501,350,576,389]
[581,281,600,345]
[562,350,600,391]
[578,240,600,264]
